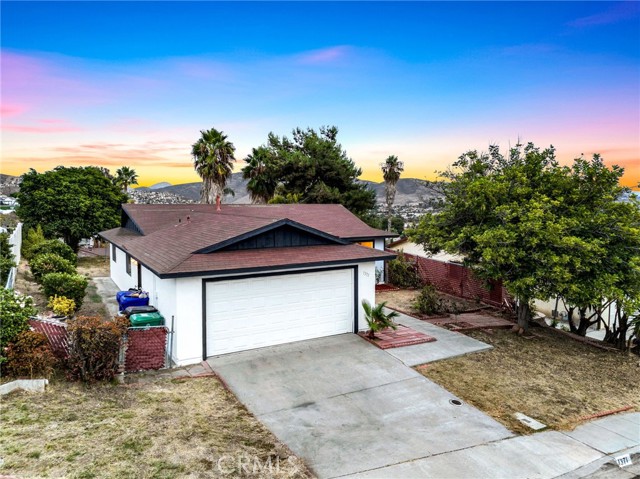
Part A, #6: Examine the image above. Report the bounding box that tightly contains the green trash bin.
[129,312,165,327]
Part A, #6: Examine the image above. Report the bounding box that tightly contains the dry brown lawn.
[0,376,312,478]
[418,327,640,435]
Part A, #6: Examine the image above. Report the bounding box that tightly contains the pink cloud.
[0,104,26,117]
[2,123,82,133]
[296,46,351,65]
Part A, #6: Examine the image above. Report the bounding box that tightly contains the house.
[100,203,396,365]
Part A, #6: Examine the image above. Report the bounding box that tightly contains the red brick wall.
[124,327,167,372]
[400,252,507,306]
[29,319,69,358]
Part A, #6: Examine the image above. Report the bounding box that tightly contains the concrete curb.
[0,379,48,395]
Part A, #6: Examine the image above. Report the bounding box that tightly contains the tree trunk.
[513,299,531,334]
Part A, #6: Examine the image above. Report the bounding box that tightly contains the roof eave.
[157,253,397,279]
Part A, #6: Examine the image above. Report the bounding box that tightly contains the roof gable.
[194,219,348,254]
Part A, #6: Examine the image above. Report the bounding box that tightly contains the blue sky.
[2,1,639,186]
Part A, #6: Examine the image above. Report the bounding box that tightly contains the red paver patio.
[426,312,513,331]
[359,324,436,349]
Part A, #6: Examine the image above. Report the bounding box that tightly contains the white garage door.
[206,268,354,356]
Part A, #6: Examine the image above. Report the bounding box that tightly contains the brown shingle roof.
[101,204,396,277]
[122,203,393,239]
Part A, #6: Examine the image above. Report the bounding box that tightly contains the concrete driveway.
[207,334,513,478]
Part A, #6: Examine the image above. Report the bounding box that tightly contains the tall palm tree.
[114,166,139,192]
[191,128,236,206]
[381,155,404,232]
[242,146,277,204]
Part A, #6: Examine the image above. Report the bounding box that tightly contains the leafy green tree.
[242,146,278,204]
[410,143,588,333]
[381,155,404,232]
[191,128,236,205]
[0,232,16,286]
[114,166,139,192]
[360,212,405,235]
[16,167,128,252]
[248,126,376,214]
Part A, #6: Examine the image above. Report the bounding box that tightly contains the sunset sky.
[2,1,639,187]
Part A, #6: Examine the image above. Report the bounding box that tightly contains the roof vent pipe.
[215,194,221,212]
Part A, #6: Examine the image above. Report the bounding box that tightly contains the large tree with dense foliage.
[191,128,236,205]
[16,167,128,252]
[381,155,404,232]
[243,126,376,214]
[410,143,640,337]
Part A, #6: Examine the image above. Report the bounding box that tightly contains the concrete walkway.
[207,309,639,478]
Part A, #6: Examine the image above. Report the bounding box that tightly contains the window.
[126,254,131,275]
[357,241,374,248]
[112,244,117,262]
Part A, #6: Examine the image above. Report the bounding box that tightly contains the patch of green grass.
[65,451,82,462]
[26,451,41,459]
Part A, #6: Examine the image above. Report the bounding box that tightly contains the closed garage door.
[205,268,354,356]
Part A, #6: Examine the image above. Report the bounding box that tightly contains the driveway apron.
[207,334,512,478]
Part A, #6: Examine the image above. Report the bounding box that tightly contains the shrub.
[3,330,57,379]
[0,288,37,351]
[21,224,46,260]
[66,316,129,382]
[47,295,77,317]
[362,300,400,339]
[0,232,16,286]
[415,284,446,315]
[414,284,465,315]
[387,253,422,288]
[30,253,76,282]
[29,240,77,265]
[41,273,88,310]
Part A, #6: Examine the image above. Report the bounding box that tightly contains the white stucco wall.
[373,238,386,282]
[109,245,137,291]
[357,262,376,332]
[168,261,378,366]
[387,241,463,263]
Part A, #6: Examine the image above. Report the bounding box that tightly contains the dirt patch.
[13,259,47,309]
[376,288,487,317]
[77,255,110,279]
[418,327,640,435]
[0,376,312,478]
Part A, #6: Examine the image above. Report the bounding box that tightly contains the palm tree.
[191,128,236,206]
[362,300,399,339]
[242,146,277,204]
[114,166,138,192]
[381,155,404,232]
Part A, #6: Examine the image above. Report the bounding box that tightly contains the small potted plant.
[362,300,399,339]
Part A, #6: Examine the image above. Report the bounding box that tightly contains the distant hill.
[155,174,443,206]
[148,182,172,190]
[0,174,21,195]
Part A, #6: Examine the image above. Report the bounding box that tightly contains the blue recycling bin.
[117,290,149,312]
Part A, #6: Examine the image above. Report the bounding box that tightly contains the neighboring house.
[100,204,395,365]
[387,238,507,306]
